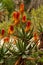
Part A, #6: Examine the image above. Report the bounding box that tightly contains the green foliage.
[5,39,43,65]
[26,60,36,65]
[0,0,15,14]
[38,23,43,33]
[31,6,43,28]
[38,57,43,63]
[0,43,9,64]
[0,33,43,65]
[5,40,38,65]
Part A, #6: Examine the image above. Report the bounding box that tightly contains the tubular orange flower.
[10,25,14,31]
[13,12,17,20]
[26,20,31,27]
[1,28,5,35]
[8,25,14,35]
[25,20,31,32]
[4,37,9,42]
[16,12,20,19]
[13,12,20,25]
[33,32,39,45]
[22,15,26,23]
[34,32,38,41]
[13,11,20,20]
[20,3,24,13]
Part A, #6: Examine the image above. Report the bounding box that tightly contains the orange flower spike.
[4,37,9,43]
[10,25,14,31]
[1,28,5,36]
[25,20,31,32]
[34,32,38,41]
[16,12,20,19]
[8,25,14,35]
[33,32,39,45]
[13,12,20,25]
[13,12,20,20]
[22,15,26,23]
[20,3,24,13]
[13,12,17,20]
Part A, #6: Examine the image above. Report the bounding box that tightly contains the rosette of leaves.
[0,34,43,65]
[5,39,39,65]
[0,43,11,65]
[14,24,33,45]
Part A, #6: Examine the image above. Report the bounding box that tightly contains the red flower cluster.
[13,12,20,20]
[13,12,20,25]
[13,3,31,32]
